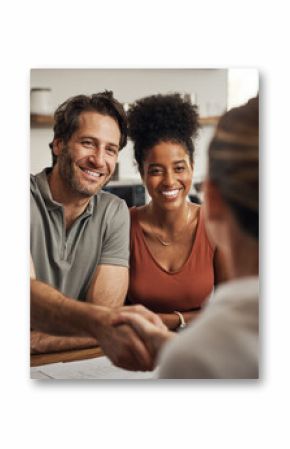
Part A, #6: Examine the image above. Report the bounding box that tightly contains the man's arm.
[30,330,98,354]
[85,198,130,308]
[31,224,128,347]
[30,278,100,352]
[86,264,128,307]
[30,250,100,352]
[30,261,128,353]
[30,277,157,370]
[31,263,165,370]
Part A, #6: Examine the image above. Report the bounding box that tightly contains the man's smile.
[79,166,106,180]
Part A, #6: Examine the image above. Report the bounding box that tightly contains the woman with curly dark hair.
[114,96,259,378]
[126,93,226,330]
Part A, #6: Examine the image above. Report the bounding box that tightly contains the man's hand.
[111,309,175,364]
[93,307,152,371]
[97,323,154,371]
[92,305,166,371]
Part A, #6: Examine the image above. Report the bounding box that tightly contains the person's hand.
[92,306,157,371]
[97,322,155,371]
[111,311,175,363]
[119,304,167,330]
[85,304,168,371]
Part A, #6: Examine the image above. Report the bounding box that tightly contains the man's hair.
[49,91,127,165]
[208,96,259,239]
[127,93,199,174]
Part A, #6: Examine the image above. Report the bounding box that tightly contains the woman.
[127,93,226,330]
[115,96,259,378]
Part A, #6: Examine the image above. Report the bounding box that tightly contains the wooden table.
[30,346,103,367]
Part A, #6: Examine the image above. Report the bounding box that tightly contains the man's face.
[55,111,121,197]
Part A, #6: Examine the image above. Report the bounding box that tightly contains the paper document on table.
[31,356,158,380]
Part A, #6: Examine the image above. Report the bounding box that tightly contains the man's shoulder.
[95,190,127,209]
[30,169,47,194]
[30,173,41,199]
[30,173,37,190]
[90,190,129,222]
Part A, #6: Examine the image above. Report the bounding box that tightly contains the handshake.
[95,305,175,372]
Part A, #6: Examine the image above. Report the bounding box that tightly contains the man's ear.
[52,139,63,157]
[203,179,227,220]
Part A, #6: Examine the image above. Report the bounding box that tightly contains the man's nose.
[88,148,106,167]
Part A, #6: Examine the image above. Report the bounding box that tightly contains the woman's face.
[141,141,193,210]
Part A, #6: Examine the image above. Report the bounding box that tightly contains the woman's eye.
[149,169,162,175]
[175,166,185,172]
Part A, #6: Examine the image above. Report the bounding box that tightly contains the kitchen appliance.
[103,183,145,207]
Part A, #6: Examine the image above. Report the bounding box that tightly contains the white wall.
[30,69,228,182]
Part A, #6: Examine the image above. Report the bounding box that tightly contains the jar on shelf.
[30,88,52,115]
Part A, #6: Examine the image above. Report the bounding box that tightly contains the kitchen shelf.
[30,114,221,128]
[198,116,220,126]
[30,114,54,128]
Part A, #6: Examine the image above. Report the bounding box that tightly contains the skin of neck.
[149,201,190,232]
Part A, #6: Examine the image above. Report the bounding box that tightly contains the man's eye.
[106,147,117,155]
[82,140,94,147]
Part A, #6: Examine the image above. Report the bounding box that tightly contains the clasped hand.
[104,305,173,372]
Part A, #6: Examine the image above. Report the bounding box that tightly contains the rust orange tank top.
[127,206,215,313]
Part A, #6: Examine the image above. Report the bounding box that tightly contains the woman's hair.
[208,96,259,239]
[49,91,127,166]
[127,93,199,173]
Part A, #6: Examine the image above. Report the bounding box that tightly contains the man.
[30,91,162,370]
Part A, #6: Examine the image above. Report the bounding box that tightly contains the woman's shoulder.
[130,205,153,238]
[129,206,148,246]
[194,203,216,250]
[129,205,148,221]
[188,202,202,224]
[130,205,144,218]
[129,206,145,231]
[189,202,201,212]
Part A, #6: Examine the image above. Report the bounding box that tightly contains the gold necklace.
[149,204,191,246]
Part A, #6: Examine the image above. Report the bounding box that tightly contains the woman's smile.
[159,188,183,201]
[142,141,193,208]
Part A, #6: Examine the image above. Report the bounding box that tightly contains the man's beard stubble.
[57,145,105,197]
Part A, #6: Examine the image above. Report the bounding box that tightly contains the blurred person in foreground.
[113,96,259,378]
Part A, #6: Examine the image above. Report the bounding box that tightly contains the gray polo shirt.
[30,169,130,300]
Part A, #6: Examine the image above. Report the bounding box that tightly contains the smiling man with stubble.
[30,91,163,371]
